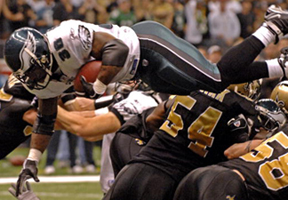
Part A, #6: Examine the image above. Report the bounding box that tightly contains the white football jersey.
[26,20,140,99]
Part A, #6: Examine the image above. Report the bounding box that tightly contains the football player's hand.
[80,76,101,99]
[16,159,39,196]
[9,181,40,200]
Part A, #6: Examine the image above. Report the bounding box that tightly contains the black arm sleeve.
[32,113,57,135]
[101,39,129,67]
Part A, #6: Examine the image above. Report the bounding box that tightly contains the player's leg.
[100,133,116,194]
[133,21,221,94]
[133,5,288,94]
[110,132,146,176]
[173,165,248,200]
[217,5,288,88]
[103,163,178,200]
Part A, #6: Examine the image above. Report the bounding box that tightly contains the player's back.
[135,89,257,176]
[219,125,288,200]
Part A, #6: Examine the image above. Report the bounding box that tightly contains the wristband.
[93,79,107,95]
[94,107,109,116]
[27,148,42,163]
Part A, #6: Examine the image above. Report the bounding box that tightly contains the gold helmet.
[227,79,262,100]
[270,81,288,114]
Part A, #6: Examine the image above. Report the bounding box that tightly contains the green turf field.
[0,146,104,200]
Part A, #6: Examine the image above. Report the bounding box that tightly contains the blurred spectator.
[106,0,118,14]
[0,0,12,39]
[78,0,107,24]
[70,0,85,8]
[134,0,154,22]
[184,0,206,46]
[33,0,55,33]
[207,45,222,63]
[6,0,37,32]
[26,0,46,13]
[237,0,255,39]
[198,45,208,59]
[78,138,96,173]
[171,0,186,38]
[53,0,80,26]
[45,130,96,174]
[44,130,62,174]
[152,0,174,29]
[108,0,136,27]
[208,0,242,14]
[208,0,241,49]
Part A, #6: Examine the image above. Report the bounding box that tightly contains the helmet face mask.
[4,27,53,90]
[255,99,287,132]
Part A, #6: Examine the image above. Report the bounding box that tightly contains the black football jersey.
[132,89,257,178]
[2,75,34,100]
[219,124,288,200]
[0,75,35,159]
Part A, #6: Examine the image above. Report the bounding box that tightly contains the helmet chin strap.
[24,48,52,76]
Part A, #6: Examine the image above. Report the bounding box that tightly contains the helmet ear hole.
[4,27,53,90]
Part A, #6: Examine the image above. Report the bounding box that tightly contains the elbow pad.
[33,113,57,135]
[101,39,129,67]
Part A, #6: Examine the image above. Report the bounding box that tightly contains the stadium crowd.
[2,0,288,200]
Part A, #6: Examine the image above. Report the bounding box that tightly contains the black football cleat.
[265,5,288,43]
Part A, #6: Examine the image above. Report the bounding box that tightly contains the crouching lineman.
[173,82,288,200]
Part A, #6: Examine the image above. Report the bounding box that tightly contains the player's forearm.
[30,134,52,153]
[56,106,86,134]
[224,139,264,159]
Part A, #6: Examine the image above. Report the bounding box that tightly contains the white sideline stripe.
[0,191,103,199]
[0,175,100,184]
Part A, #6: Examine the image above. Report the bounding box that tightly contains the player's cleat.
[85,164,96,173]
[69,165,84,174]
[44,165,56,174]
[278,47,288,79]
[264,5,288,44]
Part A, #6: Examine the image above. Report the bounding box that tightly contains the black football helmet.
[4,27,53,90]
[255,98,286,132]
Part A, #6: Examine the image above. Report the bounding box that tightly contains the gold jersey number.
[241,131,288,191]
[160,95,222,157]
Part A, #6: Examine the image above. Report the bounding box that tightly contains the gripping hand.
[80,76,101,99]
[9,181,40,200]
[16,159,39,196]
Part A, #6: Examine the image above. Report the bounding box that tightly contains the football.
[74,60,102,92]
[9,155,26,166]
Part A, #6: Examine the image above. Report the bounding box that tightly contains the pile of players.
[3,4,288,200]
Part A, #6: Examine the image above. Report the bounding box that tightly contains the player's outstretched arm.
[56,106,121,139]
[16,97,58,196]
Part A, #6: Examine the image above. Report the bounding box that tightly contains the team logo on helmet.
[18,31,37,73]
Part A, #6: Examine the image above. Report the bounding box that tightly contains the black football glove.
[9,181,40,200]
[16,159,39,197]
[80,76,101,99]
